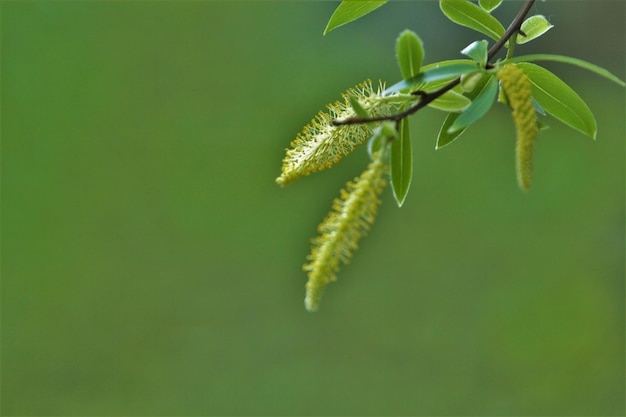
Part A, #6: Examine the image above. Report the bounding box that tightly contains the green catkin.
[497,64,538,191]
[276,80,392,186]
[303,156,387,312]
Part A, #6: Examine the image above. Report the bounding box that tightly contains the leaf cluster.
[278,0,625,311]
[323,0,622,204]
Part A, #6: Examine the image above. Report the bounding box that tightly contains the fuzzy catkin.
[497,64,538,191]
[276,80,392,186]
[303,156,387,312]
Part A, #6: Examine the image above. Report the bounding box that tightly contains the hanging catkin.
[497,64,538,191]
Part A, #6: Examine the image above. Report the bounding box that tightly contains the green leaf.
[517,15,553,44]
[517,63,596,139]
[428,90,471,111]
[479,0,502,12]
[390,117,412,207]
[396,29,424,80]
[436,73,491,149]
[439,0,505,41]
[448,75,497,133]
[507,54,626,86]
[324,0,387,35]
[461,40,488,66]
[384,62,480,95]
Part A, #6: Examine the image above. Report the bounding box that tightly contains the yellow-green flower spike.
[497,64,538,191]
[303,154,388,312]
[276,80,391,186]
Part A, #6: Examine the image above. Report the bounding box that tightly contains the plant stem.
[488,0,535,60]
[506,33,518,60]
[333,0,536,127]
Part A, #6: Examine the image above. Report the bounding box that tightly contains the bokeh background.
[2,1,624,415]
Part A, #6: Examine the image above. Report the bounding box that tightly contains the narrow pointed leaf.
[324,1,387,35]
[479,0,502,12]
[440,0,505,41]
[461,40,488,66]
[517,63,596,138]
[384,62,479,95]
[448,75,498,133]
[436,73,491,149]
[396,29,424,80]
[428,90,471,111]
[390,118,412,207]
[517,15,553,44]
[507,54,626,86]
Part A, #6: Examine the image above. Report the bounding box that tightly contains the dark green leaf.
[384,62,479,95]
[396,29,424,80]
[507,54,626,86]
[461,40,488,66]
[479,0,502,12]
[324,1,387,35]
[439,0,505,41]
[448,75,497,133]
[517,15,553,44]
[390,118,412,207]
[517,63,597,138]
[436,73,491,149]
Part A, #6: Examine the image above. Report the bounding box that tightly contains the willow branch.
[332,0,536,127]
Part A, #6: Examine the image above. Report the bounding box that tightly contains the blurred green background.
[2,1,624,415]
